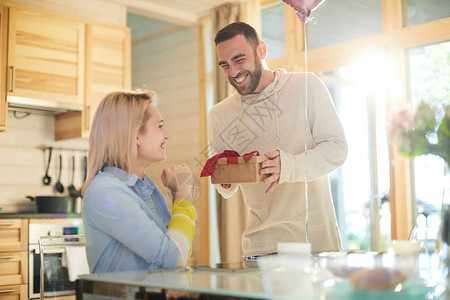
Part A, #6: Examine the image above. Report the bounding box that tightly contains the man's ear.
[257,41,268,60]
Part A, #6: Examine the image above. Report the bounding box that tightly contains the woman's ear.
[136,136,141,147]
[257,41,268,60]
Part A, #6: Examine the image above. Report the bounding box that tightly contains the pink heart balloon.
[282,0,325,23]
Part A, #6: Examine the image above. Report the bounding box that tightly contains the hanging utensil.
[78,155,87,196]
[42,147,53,185]
[68,155,78,198]
[54,155,65,194]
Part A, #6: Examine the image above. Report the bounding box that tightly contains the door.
[29,246,75,298]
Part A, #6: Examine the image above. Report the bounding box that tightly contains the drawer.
[0,220,28,252]
[0,284,27,300]
[0,252,27,286]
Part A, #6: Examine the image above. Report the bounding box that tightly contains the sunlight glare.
[339,53,393,92]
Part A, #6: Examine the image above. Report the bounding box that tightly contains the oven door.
[28,245,76,299]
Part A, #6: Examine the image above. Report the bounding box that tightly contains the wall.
[129,14,203,264]
[0,112,89,212]
[0,0,125,213]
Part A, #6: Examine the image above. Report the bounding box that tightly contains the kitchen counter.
[76,262,447,299]
[0,213,82,219]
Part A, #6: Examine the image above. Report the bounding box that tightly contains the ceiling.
[108,0,239,26]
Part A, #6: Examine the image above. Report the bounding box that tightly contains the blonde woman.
[82,91,197,273]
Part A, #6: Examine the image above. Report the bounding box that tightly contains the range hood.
[7,96,84,115]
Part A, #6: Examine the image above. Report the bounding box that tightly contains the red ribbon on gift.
[200,150,260,177]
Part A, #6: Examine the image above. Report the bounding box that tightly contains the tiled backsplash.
[0,111,88,213]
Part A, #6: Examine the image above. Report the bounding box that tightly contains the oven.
[28,219,84,299]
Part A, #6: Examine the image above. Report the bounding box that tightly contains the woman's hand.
[161,163,194,202]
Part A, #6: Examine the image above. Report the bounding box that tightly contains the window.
[261,2,285,60]
[324,58,391,251]
[405,0,450,26]
[308,0,382,49]
[408,41,450,251]
[260,0,450,250]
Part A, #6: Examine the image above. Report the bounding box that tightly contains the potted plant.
[388,100,449,169]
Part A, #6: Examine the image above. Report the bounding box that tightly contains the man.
[208,22,347,259]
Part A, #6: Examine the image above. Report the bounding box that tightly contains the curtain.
[210,0,261,262]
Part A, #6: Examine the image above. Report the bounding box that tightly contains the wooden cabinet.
[0,219,28,300]
[55,23,131,140]
[0,5,8,132]
[6,6,85,107]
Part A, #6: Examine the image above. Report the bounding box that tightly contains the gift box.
[200,150,269,184]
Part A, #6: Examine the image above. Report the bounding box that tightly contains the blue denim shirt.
[82,166,179,273]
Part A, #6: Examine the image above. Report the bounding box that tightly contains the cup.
[258,243,314,298]
[277,242,311,255]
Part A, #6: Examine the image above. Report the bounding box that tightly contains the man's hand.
[261,150,281,194]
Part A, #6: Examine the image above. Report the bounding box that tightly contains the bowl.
[319,252,416,291]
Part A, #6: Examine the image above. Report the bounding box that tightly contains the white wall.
[0,111,89,212]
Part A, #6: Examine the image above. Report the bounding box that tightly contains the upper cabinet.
[7,6,85,106]
[0,2,131,137]
[55,23,131,140]
[0,5,8,132]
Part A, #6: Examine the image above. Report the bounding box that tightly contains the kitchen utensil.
[78,155,87,196]
[67,155,78,198]
[42,147,53,185]
[26,196,71,213]
[54,155,65,194]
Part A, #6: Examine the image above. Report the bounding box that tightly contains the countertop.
[0,213,82,219]
[77,266,446,300]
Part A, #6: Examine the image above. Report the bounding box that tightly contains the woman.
[82,90,197,273]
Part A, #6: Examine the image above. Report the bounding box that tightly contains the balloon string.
[303,21,309,243]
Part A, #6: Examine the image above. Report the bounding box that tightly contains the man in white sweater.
[208,22,348,259]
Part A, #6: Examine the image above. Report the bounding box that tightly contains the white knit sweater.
[207,69,348,256]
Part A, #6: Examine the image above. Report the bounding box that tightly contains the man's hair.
[214,22,260,48]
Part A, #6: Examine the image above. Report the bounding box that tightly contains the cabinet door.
[0,5,8,131]
[83,23,131,137]
[7,7,85,105]
[0,284,28,300]
[55,23,130,141]
[0,252,27,285]
[0,219,27,252]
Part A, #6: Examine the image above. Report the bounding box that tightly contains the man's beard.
[228,55,262,95]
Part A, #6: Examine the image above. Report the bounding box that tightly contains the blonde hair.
[81,90,157,195]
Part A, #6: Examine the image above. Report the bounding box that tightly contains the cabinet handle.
[0,256,14,259]
[85,105,90,130]
[8,66,14,92]
[0,222,14,226]
[0,289,15,293]
[0,255,14,259]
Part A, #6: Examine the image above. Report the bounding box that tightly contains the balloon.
[282,0,325,23]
